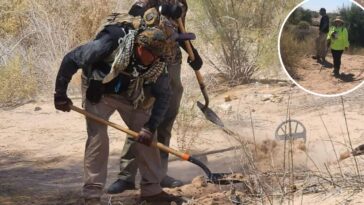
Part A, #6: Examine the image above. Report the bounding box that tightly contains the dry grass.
[0,55,37,106]
[348,47,364,56]
[0,0,131,107]
[280,25,316,79]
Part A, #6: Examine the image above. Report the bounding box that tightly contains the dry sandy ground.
[294,54,364,95]
[1,82,364,204]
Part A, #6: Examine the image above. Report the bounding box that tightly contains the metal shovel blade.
[208,173,243,185]
[197,101,224,128]
[188,155,241,185]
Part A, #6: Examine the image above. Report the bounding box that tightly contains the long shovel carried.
[70,105,236,184]
[177,19,224,128]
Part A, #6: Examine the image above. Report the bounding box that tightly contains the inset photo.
[279,0,364,96]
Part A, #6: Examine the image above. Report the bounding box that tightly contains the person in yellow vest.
[327,16,349,77]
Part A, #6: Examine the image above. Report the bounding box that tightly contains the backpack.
[94,12,144,38]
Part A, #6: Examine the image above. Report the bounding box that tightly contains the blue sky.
[302,0,354,12]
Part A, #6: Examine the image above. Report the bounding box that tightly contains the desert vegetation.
[0,0,298,107]
[3,0,364,205]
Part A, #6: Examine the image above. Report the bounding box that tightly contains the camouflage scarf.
[103,30,166,109]
[127,60,166,108]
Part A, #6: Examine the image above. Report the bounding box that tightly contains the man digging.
[108,0,203,194]
[54,15,187,204]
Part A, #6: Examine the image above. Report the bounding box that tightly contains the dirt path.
[294,54,364,95]
[1,83,364,204]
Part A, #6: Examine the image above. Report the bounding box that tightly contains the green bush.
[288,7,313,25]
[339,4,364,47]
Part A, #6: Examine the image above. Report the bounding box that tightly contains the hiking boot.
[140,191,187,205]
[84,197,101,205]
[107,179,135,194]
[333,72,340,78]
[160,175,183,188]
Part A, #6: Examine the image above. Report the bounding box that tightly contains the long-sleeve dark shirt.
[319,15,330,33]
[55,24,171,132]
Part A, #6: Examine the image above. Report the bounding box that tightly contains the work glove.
[54,93,73,112]
[188,48,203,71]
[137,128,154,146]
[159,4,182,19]
[86,80,104,104]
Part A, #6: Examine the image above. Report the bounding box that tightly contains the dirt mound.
[106,176,246,205]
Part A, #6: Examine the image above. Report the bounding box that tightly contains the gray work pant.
[118,62,183,182]
[82,95,163,198]
[316,31,328,59]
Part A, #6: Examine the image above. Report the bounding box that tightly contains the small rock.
[224,95,238,102]
[34,107,42,111]
[278,82,287,87]
[224,95,232,102]
[271,95,283,103]
[261,94,273,102]
[219,103,232,112]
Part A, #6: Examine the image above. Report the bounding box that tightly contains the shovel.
[70,105,237,184]
[339,144,364,161]
[177,18,224,128]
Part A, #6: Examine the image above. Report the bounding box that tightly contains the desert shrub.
[0,55,37,106]
[189,0,301,83]
[280,28,302,78]
[288,7,313,25]
[196,0,259,84]
[297,21,310,30]
[190,0,300,84]
[0,0,29,38]
[280,25,315,79]
[0,0,131,103]
[339,4,364,47]
[294,21,312,41]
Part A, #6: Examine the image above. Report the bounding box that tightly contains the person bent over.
[109,0,204,194]
[54,16,186,204]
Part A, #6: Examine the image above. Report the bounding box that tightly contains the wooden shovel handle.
[70,105,190,161]
[177,18,195,61]
[177,18,206,92]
